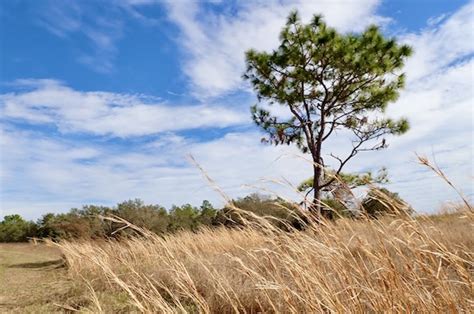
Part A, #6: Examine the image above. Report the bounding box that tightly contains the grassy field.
[1,210,471,313]
[0,243,70,313]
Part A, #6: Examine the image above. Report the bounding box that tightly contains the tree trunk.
[311,163,321,217]
[310,147,333,221]
[309,139,326,221]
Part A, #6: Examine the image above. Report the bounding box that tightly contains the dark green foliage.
[36,206,112,240]
[244,11,411,215]
[168,204,200,232]
[113,199,169,235]
[167,201,218,232]
[320,198,354,219]
[0,215,37,242]
[298,168,389,193]
[215,194,308,230]
[36,213,60,239]
[197,200,218,226]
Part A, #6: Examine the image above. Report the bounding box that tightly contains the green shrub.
[0,214,37,242]
[215,194,307,230]
[361,188,413,218]
[113,199,170,235]
[197,200,217,226]
[320,198,355,218]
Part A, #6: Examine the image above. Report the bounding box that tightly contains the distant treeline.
[0,189,410,242]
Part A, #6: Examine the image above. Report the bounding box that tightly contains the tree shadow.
[8,259,65,269]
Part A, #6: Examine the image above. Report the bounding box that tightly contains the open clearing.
[0,243,71,313]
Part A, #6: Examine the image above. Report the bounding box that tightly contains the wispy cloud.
[33,0,160,73]
[162,0,387,99]
[0,79,248,137]
[34,1,123,73]
[401,2,474,82]
[35,1,83,38]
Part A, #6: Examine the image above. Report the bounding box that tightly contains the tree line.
[0,188,411,242]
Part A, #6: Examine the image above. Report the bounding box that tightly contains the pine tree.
[244,11,412,218]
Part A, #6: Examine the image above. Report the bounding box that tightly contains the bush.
[215,193,307,230]
[196,200,217,226]
[321,198,355,218]
[113,199,170,235]
[35,206,113,240]
[361,187,413,218]
[0,214,37,242]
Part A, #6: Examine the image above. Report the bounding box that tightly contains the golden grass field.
[2,207,471,313]
[58,210,474,313]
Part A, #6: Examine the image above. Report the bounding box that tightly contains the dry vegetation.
[56,206,473,313]
[0,243,69,312]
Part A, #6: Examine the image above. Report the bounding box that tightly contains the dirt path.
[0,243,71,313]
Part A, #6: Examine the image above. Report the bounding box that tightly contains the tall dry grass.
[56,208,473,313]
[56,156,473,312]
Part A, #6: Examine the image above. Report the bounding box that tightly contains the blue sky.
[1,0,473,219]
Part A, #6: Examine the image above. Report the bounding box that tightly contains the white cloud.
[0,80,248,137]
[0,126,310,219]
[388,60,473,145]
[163,0,386,98]
[401,2,474,83]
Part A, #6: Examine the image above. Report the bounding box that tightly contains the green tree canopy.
[0,214,36,242]
[244,11,411,218]
[297,167,389,193]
